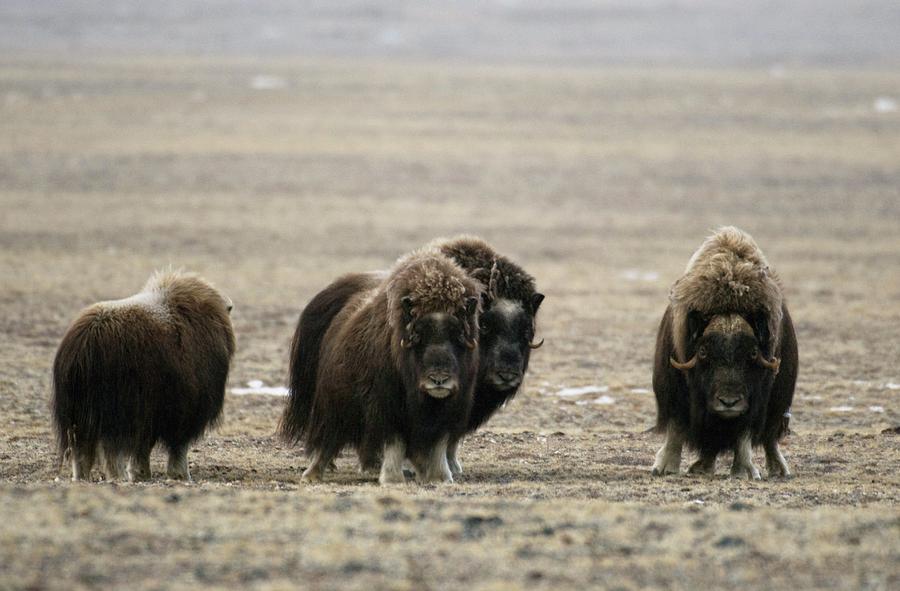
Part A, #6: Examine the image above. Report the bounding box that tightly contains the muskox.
[280,271,384,448]
[432,236,544,476]
[52,270,235,482]
[283,250,481,485]
[651,227,798,479]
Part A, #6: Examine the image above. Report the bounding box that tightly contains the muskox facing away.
[52,270,235,482]
[283,249,482,485]
[433,236,544,477]
[652,227,798,479]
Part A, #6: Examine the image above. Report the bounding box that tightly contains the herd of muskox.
[51,227,797,485]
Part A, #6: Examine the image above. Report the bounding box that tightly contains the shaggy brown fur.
[669,226,784,361]
[652,227,798,479]
[52,270,235,482]
[432,235,538,306]
[299,249,481,484]
[280,271,384,445]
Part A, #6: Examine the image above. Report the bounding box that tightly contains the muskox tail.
[51,311,108,467]
[279,273,375,444]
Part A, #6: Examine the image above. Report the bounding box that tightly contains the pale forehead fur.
[670,226,784,359]
[385,248,481,327]
[704,314,753,336]
[492,298,523,320]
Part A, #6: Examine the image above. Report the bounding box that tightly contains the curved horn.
[670,355,698,371]
[465,338,478,350]
[528,338,544,349]
[756,354,781,374]
[487,259,500,301]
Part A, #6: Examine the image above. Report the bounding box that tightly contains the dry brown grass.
[1,57,898,590]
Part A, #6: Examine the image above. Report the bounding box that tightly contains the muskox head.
[670,312,780,419]
[398,295,480,400]
[478,292,544,391]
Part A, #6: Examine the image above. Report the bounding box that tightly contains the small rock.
[715,536,746,548]
[729,501,753,511]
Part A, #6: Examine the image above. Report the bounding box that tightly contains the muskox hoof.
[651,450,681,476]
[730,462,762,481]
[300,468,323,483]
[127,468,151,482]
[688,457,717,476]
[378,471,407,485]
[766,460,792,479]
[127,456,152,482]
[765,443,791,479]
[166,467,192,482]
[448,457,463,479]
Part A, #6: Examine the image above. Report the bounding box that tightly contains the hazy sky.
[2,0,899,66]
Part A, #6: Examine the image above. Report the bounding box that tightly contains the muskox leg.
[71,444,96,482]
[99,443,126,480]
[167,445,191,481]
[378,439,407,485]
[688,451,717,476]
[127,450,152,482]
[446,437,463,478]
[413,437,453,484]
[764,441,791,478]
[651,426,684,476]
[301,447,337,483]
[730,433,761,480]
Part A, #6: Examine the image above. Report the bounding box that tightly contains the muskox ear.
[686,310,707,347]
[531,292,545,315]
[401,296,415,323]
[746,310,771,355]
[465,296,479,317]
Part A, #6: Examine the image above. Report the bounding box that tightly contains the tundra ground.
[1,58,898,590]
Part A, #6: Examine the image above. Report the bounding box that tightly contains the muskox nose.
[427,372,451,387]
[497,370,518,384]
[717,395,741,408]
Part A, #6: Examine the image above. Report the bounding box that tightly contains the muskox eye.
[697,346,707,360]
[750,347,759,360]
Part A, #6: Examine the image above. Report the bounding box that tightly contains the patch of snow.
[231,380,288,396]
[249,75,286,90]
[554,385,609,398]
[630,388,650,394]
[621,269,659,282]
[884,382,900,390]
[576,395,616,406]
[829,406,854,412]
[869,406,885,413]
[874,97,898,113]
